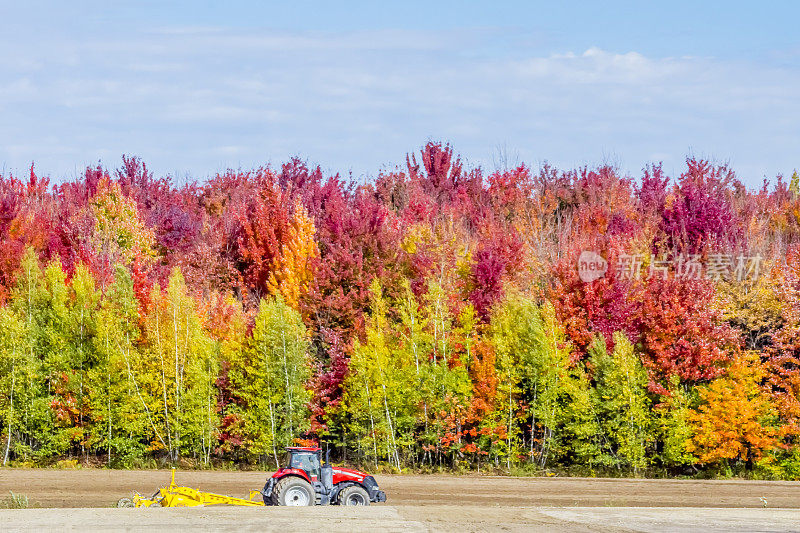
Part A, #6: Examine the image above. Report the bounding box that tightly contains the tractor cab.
[262,447,387,506]
[283,447,323,480]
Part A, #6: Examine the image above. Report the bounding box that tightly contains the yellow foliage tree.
[90,177,156,264]
[266,201,318,310]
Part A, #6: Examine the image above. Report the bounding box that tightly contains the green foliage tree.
[65,264,99,459]
[656,376,695,468]
[7,249,62,461]
[345,280,408,468]
[416,281,471,468]
[589,333,653,474]
[87,266,148,466]
[491,297,593,469]
[0,307,27,465]
[232,295,311,466]
[139,269,218,462]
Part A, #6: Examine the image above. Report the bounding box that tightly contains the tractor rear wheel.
[338,485,370,506]
[272,477,315,506]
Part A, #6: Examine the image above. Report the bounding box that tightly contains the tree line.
[0,144,798,477]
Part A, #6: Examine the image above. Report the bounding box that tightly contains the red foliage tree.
[660,159,745,255]
[638,277,737,389]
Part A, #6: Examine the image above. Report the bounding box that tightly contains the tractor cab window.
[288,452,320,478]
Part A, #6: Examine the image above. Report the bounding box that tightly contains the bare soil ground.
[2,468,800,508]
[1,469,799,531]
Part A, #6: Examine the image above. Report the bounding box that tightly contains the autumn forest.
[1,142,799,478]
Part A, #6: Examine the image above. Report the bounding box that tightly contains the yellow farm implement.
[117,469,265,508]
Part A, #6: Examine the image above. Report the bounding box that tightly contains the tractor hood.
[331,466,369,481]
[269,466,369,482]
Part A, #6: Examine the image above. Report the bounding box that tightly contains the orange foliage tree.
[687,352,779,466]
[267,201,319,311]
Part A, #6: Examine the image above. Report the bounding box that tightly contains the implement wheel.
[116,498,134,508]
[338,485,370,506]
[272,477,315,506]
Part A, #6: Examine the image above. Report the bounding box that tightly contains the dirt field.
[2,468,800,508]
[1,469,800,531]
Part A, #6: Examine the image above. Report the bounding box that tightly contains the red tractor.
[262,447,387,506]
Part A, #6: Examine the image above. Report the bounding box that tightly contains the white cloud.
[0,28,798,184]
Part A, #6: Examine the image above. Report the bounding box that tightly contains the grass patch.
[0,492,29,509]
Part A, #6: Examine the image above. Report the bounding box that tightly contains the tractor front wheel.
[272,477,315,506]
[338,485,370,506]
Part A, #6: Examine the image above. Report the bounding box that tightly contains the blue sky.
[1,1,798,186]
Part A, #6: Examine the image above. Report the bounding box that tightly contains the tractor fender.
[272,469,313,484]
